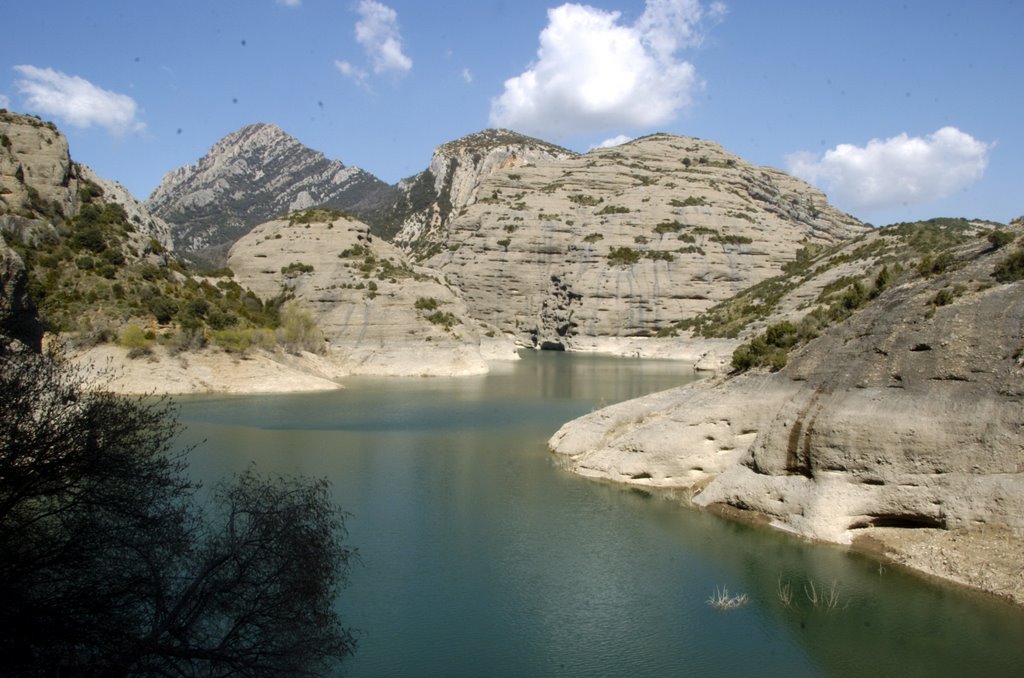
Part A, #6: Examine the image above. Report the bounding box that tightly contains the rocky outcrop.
[0,112,172,254]
[428,133,867,350]
[1,111,80,222]
[0,236,42,350]
[228,211,514,376]
[391,129,575,250]
[146,123,389,258]
[550,223,1024,603]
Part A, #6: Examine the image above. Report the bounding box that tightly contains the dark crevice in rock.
[854,513,947,529]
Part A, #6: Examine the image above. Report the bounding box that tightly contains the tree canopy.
[0,345,356,675]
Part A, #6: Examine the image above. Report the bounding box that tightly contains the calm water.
[176,351,1024,677]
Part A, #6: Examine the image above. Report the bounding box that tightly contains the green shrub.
[917,251,955,278]
[730,321,798,373]
[987,230,1015,250]
[278,302,323,354]
[607,247,641,266]
[710,234,754,246]
[782,243,826,274]
[339,244,369,258]
[870,265,892,298]
[676,246,705,256]
[654,221,684,235]
[288,208,346,225]
[645,250,676,262]
[993,247,1024,283]
[932,288,955,306]
[415,297,439,311]
[568,194,602,206]
[118,325,150,350]
[212,327,252,354]
[148,297,178,324]
[596,205,630,215]
[425,311,457,329]
[281,262,315,277]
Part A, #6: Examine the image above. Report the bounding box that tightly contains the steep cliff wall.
[0,111,78,222]
[429,133,866,349]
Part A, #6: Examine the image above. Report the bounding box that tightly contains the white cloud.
[354,1,412,74]
[13,65,143,134]
[0,94,9,109]
[786,127,992,212]
[489,0,721,138]
[593,134,633,149]
[461,68,473,84]
[276,0,301,7]
[334,60,368,87]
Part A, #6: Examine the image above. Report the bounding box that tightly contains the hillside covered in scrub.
[551,217,1024,604]
[0,111,338,381]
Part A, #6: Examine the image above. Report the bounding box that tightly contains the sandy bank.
[69,338,526,394]
[70,345,343,394]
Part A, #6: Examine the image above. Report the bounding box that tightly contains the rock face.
[146,123,389,257]
[228,212,512,376]
[0,111,79,222]
[391,128,575,250]
[426,133,866,349]
[151,126,866,355]
[1,112,172,254]
[0,237,42,350]
[550,222,1024,603]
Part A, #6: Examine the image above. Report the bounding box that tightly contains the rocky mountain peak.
[435,128,573,156]
[392,128,577,250]
[145,123,389,262]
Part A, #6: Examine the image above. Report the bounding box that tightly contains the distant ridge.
[145,123,390,263]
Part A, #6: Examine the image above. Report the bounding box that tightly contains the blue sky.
[2,0,1020,227]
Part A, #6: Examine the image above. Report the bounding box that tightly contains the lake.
[176,351,1024,677]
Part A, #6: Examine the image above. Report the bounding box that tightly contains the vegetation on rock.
[661,218,1021,373]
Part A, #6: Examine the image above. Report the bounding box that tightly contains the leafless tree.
[0,346,356,675]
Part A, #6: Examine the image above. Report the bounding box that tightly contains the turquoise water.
[176,352,1024,677]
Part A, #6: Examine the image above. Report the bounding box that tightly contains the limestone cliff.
[427,133,866,349]
[1,111,79,223]
[228,211,513,376]
[390,128,575,250]
[1,111,172,255]
[146,123,389,259]
[550,220,1024,603]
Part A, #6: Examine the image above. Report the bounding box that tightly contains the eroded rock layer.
[228,212,511,376]
[427,133,867,349]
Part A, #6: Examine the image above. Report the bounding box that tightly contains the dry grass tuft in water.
[707,586,749,610]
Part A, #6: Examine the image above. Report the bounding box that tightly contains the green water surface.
[175,351,1024,677]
